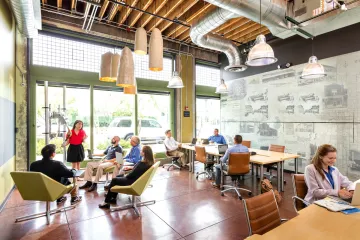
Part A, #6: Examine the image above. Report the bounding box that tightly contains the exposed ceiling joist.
[138,0,168,28]
[127,0,153,27]
[98,0,110,19]
[107,3,122,22]
[57,0,63,9]
[117,0,140,25]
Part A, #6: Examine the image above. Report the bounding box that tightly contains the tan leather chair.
[242,141,251,148]
[220,153,252,200]
[264,144,285,182]
[292,174,309,214]
[195,146,214,179]
[243,190,286,236]
[162,145,181,171]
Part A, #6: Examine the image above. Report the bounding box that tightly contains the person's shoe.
[56,196,67,204]
[71,196,82,205]
[211,182,220,189]
[104,185,110,191]
[98,202,110,209]
[79,181,92,189]
[87,183,97,192]
[105,198,117,204]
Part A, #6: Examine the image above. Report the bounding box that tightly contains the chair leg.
[221,184,252,200]
[105,172,109,185]
[15,202,76,224]
[110,196,156,216]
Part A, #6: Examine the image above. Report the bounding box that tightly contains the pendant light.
[124,79,137,94]
[134,27,147,55]
[245,0,277,67]
[215,79,229,94]
[99,52,120,82]
[116,47,135,87]
[168,47,184,88]
[301,38,326,79]
[149,28,163,71]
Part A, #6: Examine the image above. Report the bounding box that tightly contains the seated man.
[164,130,187,167]
[212,135,249,188]
[80,136,123,192]
[30,144,82,204]
[208,128,227,144]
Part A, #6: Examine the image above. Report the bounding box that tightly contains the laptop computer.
[202,139,209,145]
[188,138,197,146]
[328,182,360,206]
[87,149,102,160]
[218,144,228,154]
[115,152,124,165]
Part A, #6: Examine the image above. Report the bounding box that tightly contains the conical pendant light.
[245,0,277,67]
[134,27,147,55]
[99,52,120,82]
[124,79,137,94]
[301,56,326,79]
[116,47,135,87]
[168,53,184,88]
[149,28,163,71]
[215,79,229,94]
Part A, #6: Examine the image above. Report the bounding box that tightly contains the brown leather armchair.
[292,174,309,214]
[220,152,252,200]
[243,190,287,236]
[242,140,251,148]
[264,144,286,183]
[195,146,214,179]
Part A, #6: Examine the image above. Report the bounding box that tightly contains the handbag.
[261,179,282,204]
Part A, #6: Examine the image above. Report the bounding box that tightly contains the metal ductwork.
[190,8,247,72]
[205,0,294,39]
[9,0,42,38]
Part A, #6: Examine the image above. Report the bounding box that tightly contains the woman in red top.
[63,120,87,170]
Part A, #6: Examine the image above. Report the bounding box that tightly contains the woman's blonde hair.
[311,144,337,180]
[142,145,154,166]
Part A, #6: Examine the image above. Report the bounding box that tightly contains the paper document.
[314,197,355,212]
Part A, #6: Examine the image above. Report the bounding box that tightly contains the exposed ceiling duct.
[190,7,247,72]
[205,0,294,39]
[9,0,42,38]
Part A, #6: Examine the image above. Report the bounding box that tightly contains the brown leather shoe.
[87,183,97,192]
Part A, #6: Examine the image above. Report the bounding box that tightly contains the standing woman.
[63,120,87,170]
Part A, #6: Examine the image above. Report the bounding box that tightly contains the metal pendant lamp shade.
[116,47,135,87]
[301,56,326,79]
[215,79,229,94]
[124,79,137,94]
[99,52,120,82]
[246,35,277,67]
[167,71,184,88]
[149,28,163,71]
[134,27,147,55]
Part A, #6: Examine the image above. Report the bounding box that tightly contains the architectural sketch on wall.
[228,79,247,99]
[323,84,348,109]
[221,49,360,178]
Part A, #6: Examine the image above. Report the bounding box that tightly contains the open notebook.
[314,197,354,212]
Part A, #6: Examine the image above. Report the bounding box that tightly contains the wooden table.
[181,144,299,191]
[246,204,360,239]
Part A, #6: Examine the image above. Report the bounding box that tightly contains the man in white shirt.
[164,130,187,167]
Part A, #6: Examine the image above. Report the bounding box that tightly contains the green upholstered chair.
[110,161,160,216]
[10,172,77,224]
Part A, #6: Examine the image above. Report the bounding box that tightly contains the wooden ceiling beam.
[213,18,242,34]
[144,0,186,31]
[233,26,268,43]
[71,0,76,11]
[236,28,270,45]
[155,0,199,33]
[127,0,153,27]
[118,0,140,25]
[165,2,215,38]
[137,0,168,28]
[220,18,251,36]
[177,29,190,41]
[98,0,110,20]
[57,0,62,9]
[107,1,122,23]
[225,21,258,39]
[42,0,47,5]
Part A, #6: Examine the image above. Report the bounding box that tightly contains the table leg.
[192,151,195,173]
[277,162,281,191]
[295,158,298,174]
[256,165,259,177]
[188,150,192,173]
[251,163,254,175]
[260,165,264,181]
[281,161,285,192]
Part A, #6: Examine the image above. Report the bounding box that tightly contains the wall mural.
[221,50,360,180]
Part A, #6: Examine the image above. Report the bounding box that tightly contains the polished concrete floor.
[0,164,298,240]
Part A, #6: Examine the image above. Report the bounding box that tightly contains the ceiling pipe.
[190,7,247,72]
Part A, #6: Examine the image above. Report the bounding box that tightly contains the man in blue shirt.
[212,135,249,188]
[124,136,142,164]
[208,129,227,144]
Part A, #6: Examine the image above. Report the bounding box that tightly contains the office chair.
[292,174,310,214]
[162,145,181,171]
[243,190,287,236]
[195,146,214,179]
[220,153,252,200]
[242,140,251,148]
[263,144,286,183]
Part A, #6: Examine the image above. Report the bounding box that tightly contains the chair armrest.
[292,196,310,206]
[110,185,131,192]
[281,219,288,223]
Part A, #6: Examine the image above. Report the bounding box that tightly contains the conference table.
[181,144,300,192]
[245,204,360,239]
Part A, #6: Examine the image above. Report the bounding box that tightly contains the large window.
[36,83,90,161]
[196,64,220,87]
[32,34,172,81]
[196,97,221,139]
[137,93,170,145]
[93,88,135,152]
